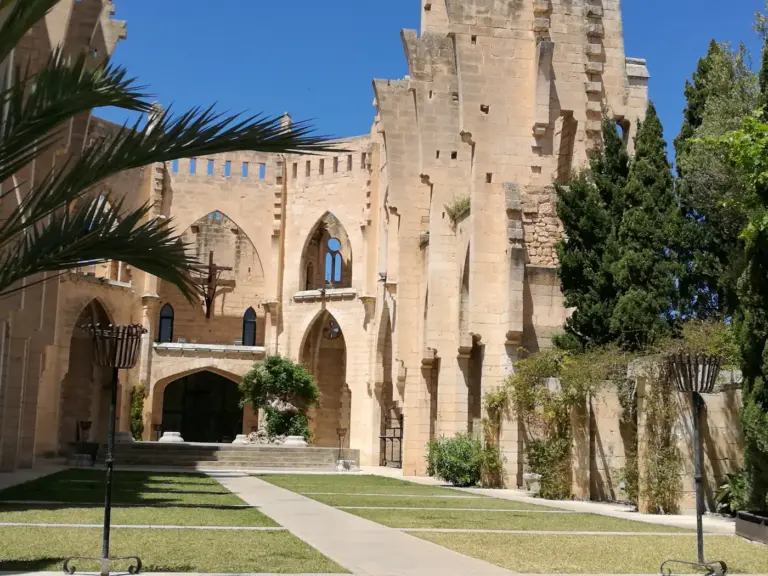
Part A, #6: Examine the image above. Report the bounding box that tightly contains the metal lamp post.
[336,427,348,462]
[64,324,147,576]
[661,353,727,576]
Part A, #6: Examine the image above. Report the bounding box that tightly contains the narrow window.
[451,151,458,159]
[436,150,440,159]
[242,162,249,178]
[325,238,342,286]
[347,155,353,171]
[333,157,339,173]
[207,159,214,175]
[259,163,266,179]
[424,2,432,11]
[158,304,174,343]
[471,35,478,45]
[429,90,433,99]
[306,160,311,177]
[242,307,257,347]
[361,152,367,168]
[189,158,197,174]
[292,163,298,178]
[452,92,460,103]
[171,159,179,173]
[319,159,325,176]
[480,104,490,114]
[224,161,231,177]
[486,173,493,183]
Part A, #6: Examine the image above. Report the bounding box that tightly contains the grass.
[0,527,347,573]
[309,493,552,510]
[0,470,242,506]
[257,474,464,496]
[415,532,768,574]
[344,508,688,532]
[0,503,277,527]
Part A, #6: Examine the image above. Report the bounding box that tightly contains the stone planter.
[114,432,135,443]
[282,435,308,447]
[232,435,249,445]
[158,431,184,443]
[736,511,768,544]
[523,472,542,495]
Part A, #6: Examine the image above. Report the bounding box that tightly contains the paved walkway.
[0,462,63,491]
[363,466,736,535]
[216,475,515,576]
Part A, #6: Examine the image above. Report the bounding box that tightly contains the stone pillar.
[0,336,29,471]
[402,350,436,476]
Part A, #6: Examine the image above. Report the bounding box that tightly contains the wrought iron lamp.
[64,324,147,576]
[661,353,727,576]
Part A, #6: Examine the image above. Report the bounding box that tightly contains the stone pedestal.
[282,436,308,447]
[158,431,184,443]
[232,434,249,445]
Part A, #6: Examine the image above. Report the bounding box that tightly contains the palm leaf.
[0,196,197,299]
[0,0,59,64]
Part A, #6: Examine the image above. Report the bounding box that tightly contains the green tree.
[239,355,320,441]
[0,0,332,298]
[554,119,628,350]
[675,42,756,318]
[711,114,768,512]
[611,103,680,350]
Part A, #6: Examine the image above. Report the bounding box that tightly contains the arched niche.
[300,213,353,291]
[300,310,350,447]
[58,299,114,451]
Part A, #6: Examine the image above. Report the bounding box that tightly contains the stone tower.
[372,0,648,475]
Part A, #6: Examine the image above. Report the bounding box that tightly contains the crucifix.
[191,250,235,318]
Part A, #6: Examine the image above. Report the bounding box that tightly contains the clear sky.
[101,0,766,152]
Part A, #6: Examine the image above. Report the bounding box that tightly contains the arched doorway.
[58,300,113,450]
[161,371,243,443]
[300,311,350,447]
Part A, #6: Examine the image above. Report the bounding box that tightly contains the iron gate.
[380,406,403,468]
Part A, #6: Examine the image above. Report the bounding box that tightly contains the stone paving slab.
[402,528,733,536]
[216,475,515,576]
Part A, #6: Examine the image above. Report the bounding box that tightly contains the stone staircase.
[98,442,359,471]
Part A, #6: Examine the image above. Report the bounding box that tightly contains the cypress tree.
[554,119,628,350]
[611,103,680,351]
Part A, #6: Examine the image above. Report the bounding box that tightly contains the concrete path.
[362,466,737,535]
[216,475,515,576]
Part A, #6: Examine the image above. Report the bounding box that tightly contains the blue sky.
[101,0,765,151]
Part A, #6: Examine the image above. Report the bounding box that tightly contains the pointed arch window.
[159,304,174,343]
[325,238,342,285]
[242,307,257,347]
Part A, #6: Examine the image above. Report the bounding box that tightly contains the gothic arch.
[300,212,353,290]
[300,309,350,448]
[58,299,114,451]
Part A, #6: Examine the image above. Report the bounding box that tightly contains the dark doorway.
[161,372,243,443]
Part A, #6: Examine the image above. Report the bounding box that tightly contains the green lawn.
[416,532,768,574]
[0,470,241,506]
[258,474,461,496]
[345,508,688,532]
[0,527,347,574]
[310,493,553,510]
[0,503,277,527]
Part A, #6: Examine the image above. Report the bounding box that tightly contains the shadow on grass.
[0,557,65,572]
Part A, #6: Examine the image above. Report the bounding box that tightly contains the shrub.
[425,433,484,487]
[263,406,311,441]
[130,383,145,441]
[716,469,748,516]
[526,437,571,499]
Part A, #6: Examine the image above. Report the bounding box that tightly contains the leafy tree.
[554,119,628,350]
[610,103,680,350]
[0,0,332,298]
[239,355,320,441]
[675,42,756,318]
[130,383,145,441]
[711,114,768,512]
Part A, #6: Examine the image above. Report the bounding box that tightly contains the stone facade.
[0,0,654,482]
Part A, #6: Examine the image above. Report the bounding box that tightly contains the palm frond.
[0,49,152,188]
[0,0,59,63]
[0,197,198,300]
